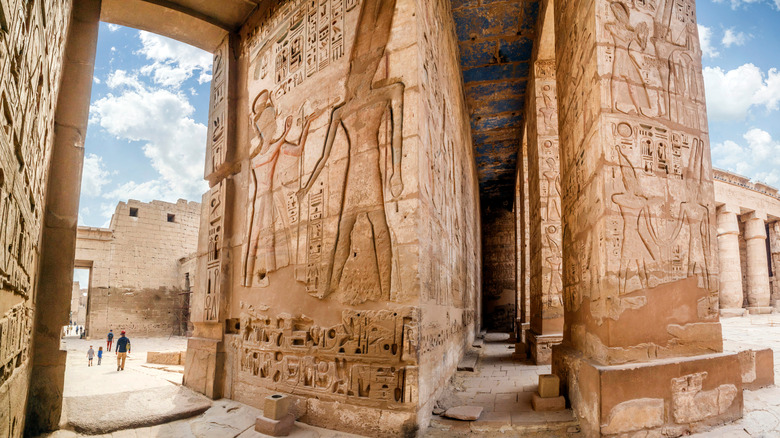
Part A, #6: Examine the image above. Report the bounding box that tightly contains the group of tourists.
[86,329,131,371]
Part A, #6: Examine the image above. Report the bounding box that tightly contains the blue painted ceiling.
[451,0,540,209]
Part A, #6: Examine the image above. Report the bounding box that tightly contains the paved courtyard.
[39,316,780,437]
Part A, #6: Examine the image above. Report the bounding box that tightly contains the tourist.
[115,330,131,371]
[97,347,103,365]
[87,346,94,367]
[107,329,114,352]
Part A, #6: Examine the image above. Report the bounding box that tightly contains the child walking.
[87,346,95,366]
[97,347,103,365]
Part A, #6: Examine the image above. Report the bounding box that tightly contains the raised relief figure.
[243,90,321,287]
[299,0,404,301]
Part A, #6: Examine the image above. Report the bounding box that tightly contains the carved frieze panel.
[238,305,419,408]
[241,0,409,306]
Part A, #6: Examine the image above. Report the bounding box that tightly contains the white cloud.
[136,31,212,88]
[107,23,120,32]
[698,25,719,58]
[712,0,765,10]
[93,76,101,84]
[722,28,751,47]
[81,153,111,197]
[89,73,209,202]
[703,64,780,121]
[713,129,780,186]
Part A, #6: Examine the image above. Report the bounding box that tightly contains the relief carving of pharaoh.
[242,0,404,305]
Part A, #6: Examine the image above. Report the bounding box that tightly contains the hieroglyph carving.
[243,0,405,305]
[561,0,717,319]
[205,38,231,177]
[0,303,32,388]
[238,305,418,408]
[0,0,69,301]
[244,0,361,100]
[205,182,226,322]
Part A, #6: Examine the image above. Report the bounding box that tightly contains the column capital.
[744,210,768,222]
[717,204,740,215]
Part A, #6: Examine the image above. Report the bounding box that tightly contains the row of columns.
[717,205,773,316]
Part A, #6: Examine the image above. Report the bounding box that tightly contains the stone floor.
[688,314,780,437]
[426,334,578,437]
[39,317,780,437]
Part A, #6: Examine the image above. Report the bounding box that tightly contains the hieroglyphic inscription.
[205,38,230,177]
[246,0,361,100]
[205,182,226,322]
[0,303,32,388]
[238,306,418,407]
[0,0,69,301]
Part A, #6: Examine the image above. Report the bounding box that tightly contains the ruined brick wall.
[0,0,72,433]
[481,206,516,332]
[76,199,200,337]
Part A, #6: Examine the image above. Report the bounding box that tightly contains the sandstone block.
[264,394,291,421]
[443,405,483,421]
[146,351,182,365]
[531,393,565,412]
[255,413,294,436]
[537,374,560,398]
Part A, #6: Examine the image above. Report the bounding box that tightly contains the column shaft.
[717,206,745,316]
[744,214,771,312]
[26,0,101,433]
[526,59,563,364]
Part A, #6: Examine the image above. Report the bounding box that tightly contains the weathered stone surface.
[264,394,291,421]
[255,413,295,436]
[531,393,565,412]
[457,352,479,372]
[443,406,483,421]
[601,398,664,435]
[147,351,184,366]
[537,374,560,398]
[64,385,211,434]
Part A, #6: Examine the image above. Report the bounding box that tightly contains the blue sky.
[77,2,780,229]
[699,0,780,184]
[78,22,212,228]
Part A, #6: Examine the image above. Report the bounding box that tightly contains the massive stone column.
[516,137,531,342]
[552,0,743,436]
[717,204,746,317]
[743,211,772,313]
[525,58,563,365]
[26,0,101,433]
[768,222,780,309]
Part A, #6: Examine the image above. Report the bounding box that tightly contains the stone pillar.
[743,211,772,313]
[516,136,531,342]
[717,205,746,317]
[525,59,563,365]
[552,0,742,436]
[768,222,780,309]
[26,0,101,433]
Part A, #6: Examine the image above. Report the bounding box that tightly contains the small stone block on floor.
[531,393,565,412]
[264,394,291,420]
[458,352,479,371]
[443,405,483,421]
[538,374,560,398]
[255,413,295,436]
[472,338,484,348]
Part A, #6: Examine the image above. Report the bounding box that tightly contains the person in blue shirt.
[107,329,114,352]
[115,331,131,371]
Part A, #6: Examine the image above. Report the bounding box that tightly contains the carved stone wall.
[0,0,71,434]
[481,206,516,332]
[551,0,740,436]
[183,0,480,435]
[516,139,531,332]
